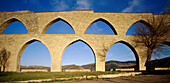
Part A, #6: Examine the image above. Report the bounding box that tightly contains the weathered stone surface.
[63,69,91,72]
[0,10,168,72]
[21,69,49,72]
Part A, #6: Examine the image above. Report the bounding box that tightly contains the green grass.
[0,71,118,82]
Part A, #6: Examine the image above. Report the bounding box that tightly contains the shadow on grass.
[141,70,170,75]
[0,71,118,82]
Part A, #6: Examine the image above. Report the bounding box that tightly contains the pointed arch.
[136,20,152,28]
[17,39,51,72]
[62,39,95,58]
[42,18,75,34]
[106,40,139,71]
[85,18,118,35]
[61,39,96,71]
[0,18,28,34]
[126,20,152,35]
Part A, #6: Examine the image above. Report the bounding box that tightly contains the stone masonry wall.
[0,10,168,72]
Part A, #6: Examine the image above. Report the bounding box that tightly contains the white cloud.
[93,23,103,31]
[122,0,140,12]
[50,0,69,11]
[106,53,114,58]
[88,23,103,33]
[83,46,88,50]
[50,0,92,11]
[75,0,92,10]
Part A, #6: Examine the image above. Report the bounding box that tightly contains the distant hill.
[21,60,136,71]
[20,65,50,71]
[105,60,136,71]
[80,60,136,71]
[151,57,170,67]
[62,64,84,70]
[81,63,95,71]
[20,57,170,71]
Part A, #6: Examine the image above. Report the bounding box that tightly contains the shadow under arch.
[126,20,152,35]
[0,18,28,34]
[106,40,139,71]
[42,18,75,34]
[61,39,96,71]
[85,18,118,35]
[17,39,51,72]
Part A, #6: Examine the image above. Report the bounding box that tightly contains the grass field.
[0,71,118,82]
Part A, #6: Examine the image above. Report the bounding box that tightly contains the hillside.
[62,64,84,70]
[21,60,136,71]
[20,57,170,71]
[20,65,50,71]
[105,60,136,71]
[21,65,50,69]
[151,57,170,67]
[81,63,95,71]
[80,60,136,71]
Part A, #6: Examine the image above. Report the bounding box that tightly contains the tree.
[132,8,170,71]
[0,48,11,72]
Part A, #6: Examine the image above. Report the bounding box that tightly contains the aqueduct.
[0,10,168,72]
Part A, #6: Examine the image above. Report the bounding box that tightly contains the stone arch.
[126,20,152,35]
[84,18,118,35]
[106,40,139,71]
[0,18,28,34]
[61,39,96,71]
[42,18,75,34]
[16,39,51,72]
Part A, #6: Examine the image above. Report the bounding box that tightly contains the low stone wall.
[154,67,170,70]
[21,69,49,72]
[110,68,134,71]
[63,69,91,72]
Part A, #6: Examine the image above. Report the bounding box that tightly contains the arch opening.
[151,43,170,70]
[85,18,117,35]
[1,18,28,34]
[44,18,75,34]
[105,41,139,71]
[17,39,51,72]
[62,40,95,72]
[126,20,152,35]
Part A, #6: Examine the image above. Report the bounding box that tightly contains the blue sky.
[0,0,169,13]
[1,0,170,67]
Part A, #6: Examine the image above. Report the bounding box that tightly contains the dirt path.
[60,75,170,83]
